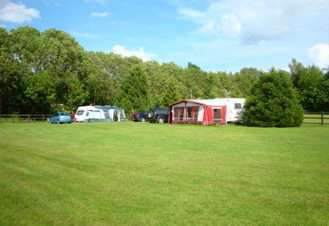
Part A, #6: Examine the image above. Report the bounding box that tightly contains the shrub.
[242,69,303,127]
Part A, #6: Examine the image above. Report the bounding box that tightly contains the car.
[48,112,72,124]
[132,112,147,122]
[146,107,169,123]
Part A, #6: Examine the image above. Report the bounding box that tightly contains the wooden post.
[321,111,324,125]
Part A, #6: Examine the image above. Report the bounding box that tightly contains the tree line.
[0,26,328,115]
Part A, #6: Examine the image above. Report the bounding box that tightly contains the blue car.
[49,112,72,124]
[132,112,147,122]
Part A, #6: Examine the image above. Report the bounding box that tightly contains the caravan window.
[77,110,84,115]
[174,107,184,120]
[187,106,199,120]
[234,103,242,109]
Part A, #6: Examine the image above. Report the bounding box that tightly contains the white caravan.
[213,98,246,122]
[74,105,126,122]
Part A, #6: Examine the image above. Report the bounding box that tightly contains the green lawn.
[0,122,328,225]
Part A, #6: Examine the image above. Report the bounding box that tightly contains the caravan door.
[213,108,221,123]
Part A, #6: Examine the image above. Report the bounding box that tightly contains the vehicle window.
[235,103,242,109]
[77,110,84,115]
[156,109,168,114]
[52,113,58,117]
[62,113,70,116]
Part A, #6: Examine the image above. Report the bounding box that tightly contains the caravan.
[74,105,126,122]
[169,98,246,125]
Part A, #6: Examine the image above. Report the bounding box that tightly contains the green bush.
[242,69,304,127]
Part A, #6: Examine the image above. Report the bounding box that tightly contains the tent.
[168,98,245,125]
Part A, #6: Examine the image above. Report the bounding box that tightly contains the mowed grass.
[0,122,328,226]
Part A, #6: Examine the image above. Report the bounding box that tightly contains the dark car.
[132,112,147,122]
[48,112,72,124]
[146,107,169,123]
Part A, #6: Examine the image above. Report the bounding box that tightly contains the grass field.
[0,122,329,225]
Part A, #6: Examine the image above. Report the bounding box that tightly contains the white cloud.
[0,1,40,23]
[90,11,111,17]
[309,43,329,68]
[179,8,204,20]
[220,14,241,38]
[179,0,329,44]
[111,45,154,62]
[71,31,99,39]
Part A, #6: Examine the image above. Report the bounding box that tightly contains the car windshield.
[60,113,70,116]
[155,108,168,114]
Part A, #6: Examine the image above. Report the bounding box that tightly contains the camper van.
[75,105,126,122]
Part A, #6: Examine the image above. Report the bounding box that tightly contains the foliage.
[289,59,329,111]
[117,65,149,113]
[0,26,328,114]
[243,69,304,127]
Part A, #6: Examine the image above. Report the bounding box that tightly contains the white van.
[74,105,126,122]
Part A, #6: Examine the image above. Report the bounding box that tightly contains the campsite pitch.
[0,122,328,225]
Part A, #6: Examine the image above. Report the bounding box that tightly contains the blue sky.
[0,0,329,72]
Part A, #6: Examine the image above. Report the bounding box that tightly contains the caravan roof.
[170,98,245,107]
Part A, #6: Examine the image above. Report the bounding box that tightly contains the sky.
[0,0,329,72]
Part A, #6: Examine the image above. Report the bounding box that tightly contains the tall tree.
[242,69,303,127]
[117,65,149,113]
[233,68,261,97]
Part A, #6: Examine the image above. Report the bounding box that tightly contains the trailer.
[74,105,126,122]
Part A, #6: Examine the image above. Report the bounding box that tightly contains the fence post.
[321,111,324,125]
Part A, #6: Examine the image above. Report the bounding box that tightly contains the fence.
[303,112,329,125]
[1,113,328,125]
[0,114,51,123]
